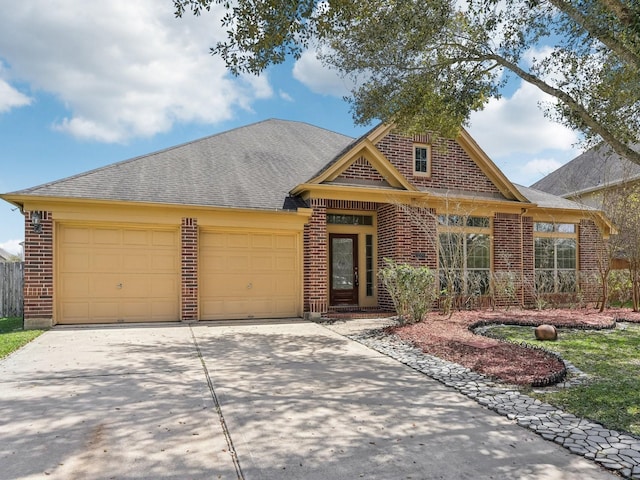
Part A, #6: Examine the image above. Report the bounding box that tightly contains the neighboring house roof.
[531,143,640,197]
[0,247,13,261]
[6,119,354,211]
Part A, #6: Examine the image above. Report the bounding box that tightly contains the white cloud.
[468,81,579,158]
[279,90,294,102]
[292,49,354,97]
[0,0,273,143]
[0,64,32,113]
[0,239,23,256]
[506,157,565,186]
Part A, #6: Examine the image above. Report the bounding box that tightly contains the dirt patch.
[388,308,640,387]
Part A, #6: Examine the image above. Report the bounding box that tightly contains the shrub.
[379,259,438,324]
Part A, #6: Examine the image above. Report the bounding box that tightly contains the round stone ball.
[535,324,558,341]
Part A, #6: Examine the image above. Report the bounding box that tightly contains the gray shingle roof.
[8,119,355,210]
[531,143,640,197]
[514,184,595,211]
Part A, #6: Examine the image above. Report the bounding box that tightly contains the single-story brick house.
[1,119,613,328]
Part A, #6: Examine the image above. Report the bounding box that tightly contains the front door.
[330,234,359,305]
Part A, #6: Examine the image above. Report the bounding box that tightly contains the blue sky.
[0,1,581,255]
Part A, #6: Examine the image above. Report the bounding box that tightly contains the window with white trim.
[534,223,577,293]
[438,215,491,295]
[414,144,431,175]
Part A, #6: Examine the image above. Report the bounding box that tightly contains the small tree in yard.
[379,259,438,325]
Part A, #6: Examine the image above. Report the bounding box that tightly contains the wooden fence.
[0,262,23,317]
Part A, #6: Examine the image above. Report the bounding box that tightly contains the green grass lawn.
[488,323,640,437]
[0,317,45,359]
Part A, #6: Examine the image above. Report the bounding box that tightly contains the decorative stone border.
[350,329,640,480]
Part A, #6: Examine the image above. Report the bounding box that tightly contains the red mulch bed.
[388,308,640,387]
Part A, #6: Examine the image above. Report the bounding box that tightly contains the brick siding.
[181,218,198,321]
[336,156,387,183]
[375,132,502,194]
[493,213,524,307]
[579,219,605,302]
[304,198,328,314]
[23,211,54,324]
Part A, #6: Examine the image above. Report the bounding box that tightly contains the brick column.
[493,213,524,308]
[304,199,327,317]
[521,216,535,306]
[24,211,54,329]
[579,219,605,303]
[181,218,198,321]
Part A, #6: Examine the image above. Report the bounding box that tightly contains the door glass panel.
[332,238,354,290]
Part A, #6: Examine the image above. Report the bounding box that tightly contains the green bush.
[608,269,632,306]
[379,259,438,324]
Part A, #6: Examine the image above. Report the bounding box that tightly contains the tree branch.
[487,53,640,165]
[548,0,640,69]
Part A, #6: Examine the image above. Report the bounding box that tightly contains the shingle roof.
[7,119,355,210]
[514,184,595,211]
[531,143,640,197]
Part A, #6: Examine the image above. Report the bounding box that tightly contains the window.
[438,215,491,295]
[534,223,577,293]
[366,235,374,296]
[414,144,431,175]
[327,214,373,225]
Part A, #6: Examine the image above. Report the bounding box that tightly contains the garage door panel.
[251,255,273,271]
[58,225,179,324]
[151,254,178,271]
[150,276,178,296]
[275,255,296,271]
[93,228,121,245]
[122,229,148,246]
[251,234,274,248]
[227,256,250,271]
[200,230,299,320]
[276,235,296,249]
[93,253,122,272]
[61,252,91,272]
[122,254,150,271]
[61,226,90,244]
[152,230,178,246]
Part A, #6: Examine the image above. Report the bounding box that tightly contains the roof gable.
[304,137,417,191]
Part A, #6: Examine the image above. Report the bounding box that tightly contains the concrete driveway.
[0,320,615,479]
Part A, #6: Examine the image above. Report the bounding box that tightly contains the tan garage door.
[57,224,180,324]
[200,230,299,320]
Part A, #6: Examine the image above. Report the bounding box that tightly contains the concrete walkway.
[0,320,616,479]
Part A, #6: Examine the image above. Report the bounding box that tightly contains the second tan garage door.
[200,230,300,320]
[57,224,180,324]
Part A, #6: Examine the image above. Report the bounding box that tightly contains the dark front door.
[330,234,359,305]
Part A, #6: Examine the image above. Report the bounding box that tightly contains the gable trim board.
[1,119,612,327]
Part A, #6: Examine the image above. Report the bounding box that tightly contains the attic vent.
[354,156,368,166]
[413,133,432,144]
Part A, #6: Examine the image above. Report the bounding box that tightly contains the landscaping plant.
[379,259,438,325]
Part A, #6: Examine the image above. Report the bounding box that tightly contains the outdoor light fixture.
[31,211,42,233]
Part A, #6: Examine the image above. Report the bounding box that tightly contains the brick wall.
[336,156,387,183]
[375,132,501,194]
[304,198,328,315]
[493,213,524,307]
[181,218,198,321]
[24,211,54,327]
[579,218,605,302]
[521,216,535,305]
[376,204,437,310]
